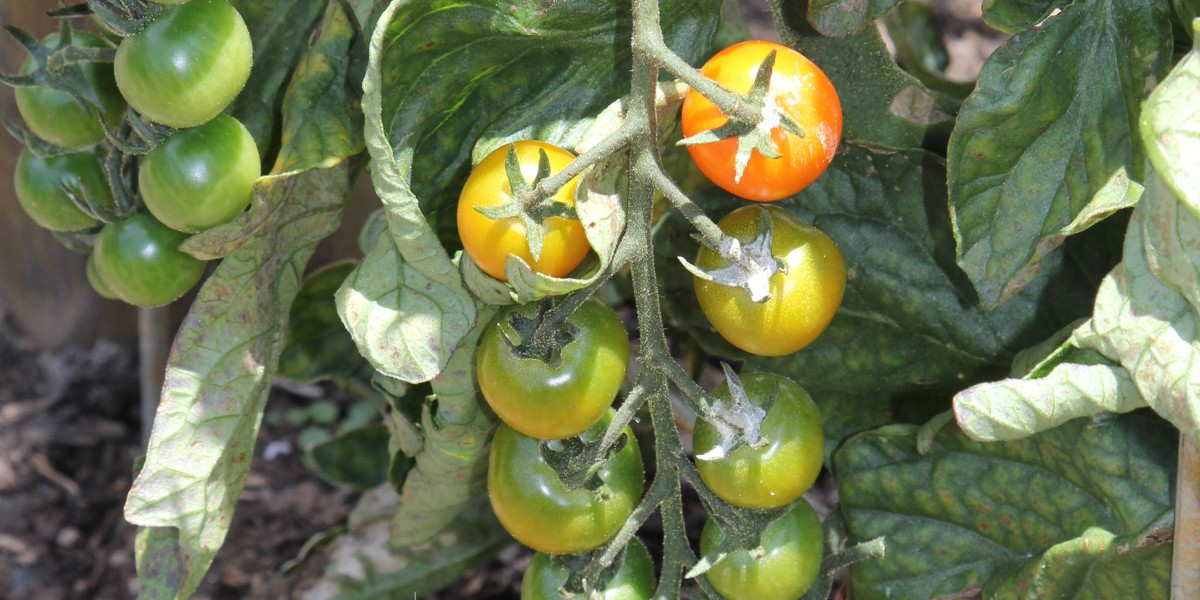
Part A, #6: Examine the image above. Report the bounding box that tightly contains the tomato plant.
[139,113,261,233]
[521,537,656,600]
[456,140,589,281]
[488,410,644,555]
[693,372,822,509]
[91,212,206,307]
[86,252,118,300]
[477,297,629,440]
[113,0,252,128]
[13,147,113,232]
[680,40,842,202]
[14,32,125,149]
[701,500,823,600]
[693,205,845,356]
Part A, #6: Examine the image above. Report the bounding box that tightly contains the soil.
[0,2,1005,599]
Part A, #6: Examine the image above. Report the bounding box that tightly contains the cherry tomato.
[521,538,656,600]
[477,298,629,440]
[92,212,205,307]
[489,411,644,555]
[693,373,823,509]
[13,148,113,232]
[139,113,260,233]
[457,141,589,281]
[114,0,252,128]
[14,32,126,149]
[681,41,842,202]
[693,205,845,357]
[86,253,119,300]
[701,500,823,600]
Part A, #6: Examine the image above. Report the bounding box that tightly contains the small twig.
[31,453,81,496]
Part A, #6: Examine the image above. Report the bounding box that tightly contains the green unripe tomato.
[14,32,126,149]
[14,148,113,232]
[488,410,644,555]
[701,500,823,600]
[92,212,205,307]
[477,297,629,440]
[114,0,252,128]
[693,373,823,509]
[521,538,656,600]
[86,253,119,300]
[139,113,260,233]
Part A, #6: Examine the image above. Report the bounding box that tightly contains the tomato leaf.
[980,0,1060,34]
[227,0,328,154]
[773,0,955,150]
[836,411,1176,600]
[389,317,498,545]
[807,0,902,38]
[124,3,369,597]
[307,424,392,490]
[946,0,1173,308]
[279,261,369,386]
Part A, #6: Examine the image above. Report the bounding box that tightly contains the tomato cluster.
[5,1,259,307]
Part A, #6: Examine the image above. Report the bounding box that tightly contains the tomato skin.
[521,538,656,600]
[14,148,114,232]
[139,113,260,233]
[457,141,589,281]
[92,212,205,307]
[114,0,252,128]
[694,373,823,509]
[86,253,119,300]
[701,500,823,600]
[488,411,644,555]
[14,32,126,149]
[681,41,842,202]
[694,205,845,357]
[477,298,629,440]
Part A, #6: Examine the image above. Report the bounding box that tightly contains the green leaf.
[773,0,955,150]
[301,491,510,599]
[947,0,1173,308]
[124,3,368,596]
[981,0,1060,34]
[279,261,367,385]
[1140,28,1200,215]
[228,0,329,153]
[808,0,901,38]
[836,411,1176,600]
[308,424,391,489]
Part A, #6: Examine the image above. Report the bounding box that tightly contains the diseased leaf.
[808,0,901,38]
[837,411,1176,600]
[1072,35,1200,442]
[389,315,497,545]
[279,261,367,385]
[954,361,1144,442]
[336,238,476,383]
[124,3,368,596]
[947,0,1172,308]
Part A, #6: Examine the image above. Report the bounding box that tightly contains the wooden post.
[1173,435,1200,597]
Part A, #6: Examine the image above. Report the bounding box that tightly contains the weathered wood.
[1174,435,1200,598]
[0,4,136,347]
